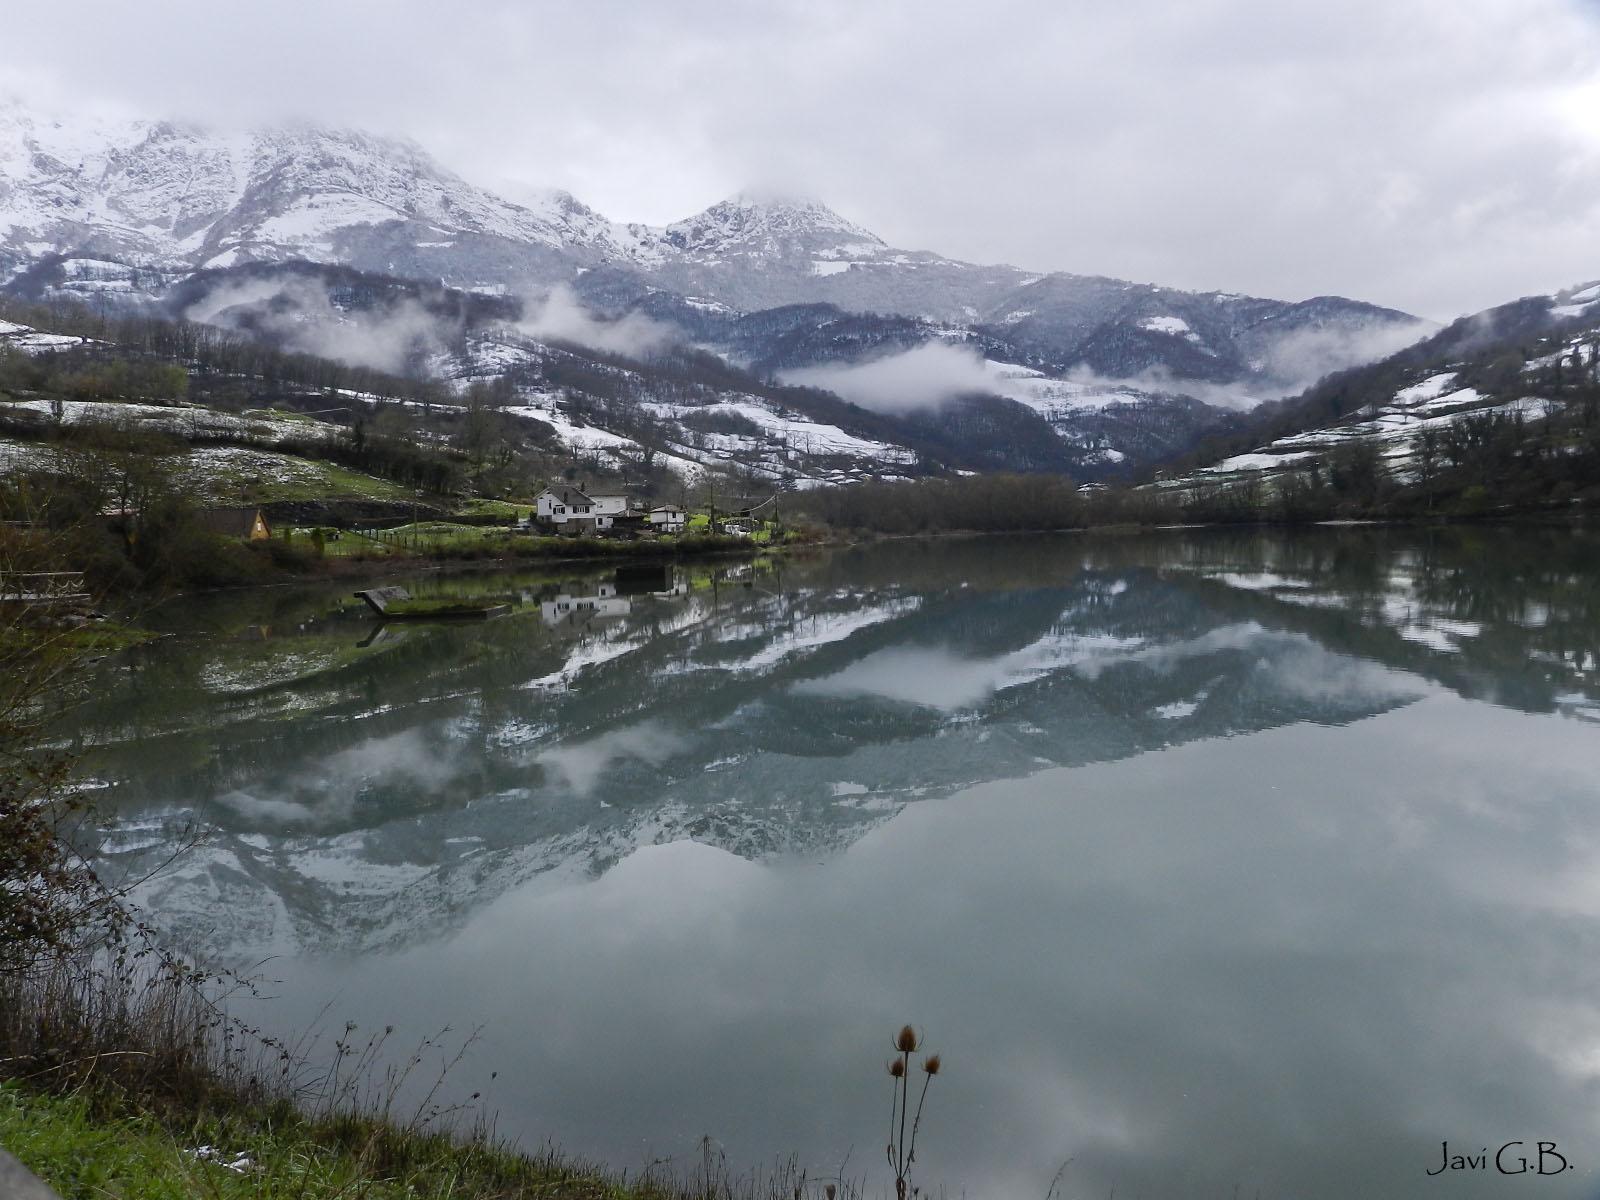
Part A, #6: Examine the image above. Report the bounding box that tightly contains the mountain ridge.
[0,100,1424,372]
[0,99,1448,481]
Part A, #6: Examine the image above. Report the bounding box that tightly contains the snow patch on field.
[3,396,341,443]
[502,393,637,452]
[1391,372,1458,407]
[1202,450,1316,474]
[641,396,914,464]
[0,319,99,353]
[1140,315,1200,343]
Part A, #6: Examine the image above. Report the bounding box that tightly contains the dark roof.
[194,507,267,536]
[541,486,595,506]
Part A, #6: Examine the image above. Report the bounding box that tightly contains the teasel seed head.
[887,1057,906,1078]
[922,1053,941,1075]
[895,1024,919,1053]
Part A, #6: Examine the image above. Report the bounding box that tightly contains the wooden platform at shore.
[353,587,510,620]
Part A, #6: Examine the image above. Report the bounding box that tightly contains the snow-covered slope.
[1159,281,1600,491]
[1,99,1427,408]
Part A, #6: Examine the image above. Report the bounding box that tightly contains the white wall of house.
[649,506,685,533]
[535,488,595,524]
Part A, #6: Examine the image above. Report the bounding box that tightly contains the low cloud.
[1056,364,1270,411]
[1056,315,1435,412]
[783,317,1434,418]
[1254,319,1434,393]
[186,276,447,374]
[518,284,675,359]
[780,341,999,413]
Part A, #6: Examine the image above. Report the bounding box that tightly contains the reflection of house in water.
[531,568,691,628]
[540,569,697,630]
[540,582,632,627]
[614,564,673,596]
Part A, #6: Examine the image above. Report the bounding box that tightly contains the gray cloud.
[782,319,1434,414]
[780,341,998,412]
[1253,319,1436,392]
[517,285,675,358]
[1055,307,1437,412]
[2,0,1598,319]
[186,276,446,373]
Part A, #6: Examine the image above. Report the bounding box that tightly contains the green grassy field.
[173,448,418,506]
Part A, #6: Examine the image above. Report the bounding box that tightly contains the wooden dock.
[352,586,411,615]
[353,587,510,620]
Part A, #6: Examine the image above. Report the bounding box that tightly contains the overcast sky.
[3,0,1598,320]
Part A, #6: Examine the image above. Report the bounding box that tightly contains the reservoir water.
[78,527,1600,1198]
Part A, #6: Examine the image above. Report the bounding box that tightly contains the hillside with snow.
[0,97,1431,468]
[1157,280,1600,498]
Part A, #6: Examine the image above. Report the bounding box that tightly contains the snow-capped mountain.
[661,191,886,260]
[0,101,645,294]
[1,99,1427,406]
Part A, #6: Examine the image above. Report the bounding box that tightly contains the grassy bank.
[0,965,855,1200]
[285,525,782,564]
[0,1083,663,1200]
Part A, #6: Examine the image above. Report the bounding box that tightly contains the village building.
[649,504,686,534]
[533,486,598,531]
[534,486,595,522]
[531,489,680,536]
[587,494,632,530]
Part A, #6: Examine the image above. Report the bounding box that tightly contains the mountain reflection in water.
[79,528,1600,1200]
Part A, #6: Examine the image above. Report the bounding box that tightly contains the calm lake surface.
[77,527,1600,1199]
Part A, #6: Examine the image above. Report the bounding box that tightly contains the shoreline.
[102,509,1597,610]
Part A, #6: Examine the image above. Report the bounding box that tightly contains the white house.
[587,494,630,530]
[534,486,596,527]
[649,504,686,533]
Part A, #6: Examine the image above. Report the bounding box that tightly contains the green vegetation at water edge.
[283,524,769,562]
[0,1084,662,1200]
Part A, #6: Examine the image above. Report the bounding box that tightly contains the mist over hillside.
[0,99,1438,483]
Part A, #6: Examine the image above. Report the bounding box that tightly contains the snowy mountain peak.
[662,191,886,261]
[0,100,645,284]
